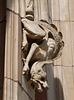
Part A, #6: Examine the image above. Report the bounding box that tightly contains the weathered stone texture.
[51,0,60,20]
[62,67,74,88]
[3,0,74,100]
[4,9,35,100]
[59,0,70,21]
[6,0,26,18]
[69,0,74,21]
[3,78,18,100]
[60,22,72,67]
[3,78,33,100]
[4,11,22,83]
[63,87,74,100]
[52,0,74,99]
[70,22,74,66]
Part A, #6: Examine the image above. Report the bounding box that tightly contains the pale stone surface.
[34,0,39,21]
[12,11,22,83]
[4,11,22,83]
[24,0,49,21]
[59,0,69,21]
[63,87,74,100]
[73,67,74,79]
[4,11,12,79]
[51,0,60,20]
[70,22,74,66]
[34,0,49,22]
[69,0,74,21]
[19,0,26,18]
[7,0,19,14]
[48,0,52,23]
[3,78,18,100]
[60,22,72,66]
[7,0,26,18]
[62,67,74,88]
[39,0,49,22]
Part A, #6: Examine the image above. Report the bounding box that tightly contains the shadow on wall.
[35,89,47,100]
[0,0,6,100]
[35,64,64,100]
[54,78,64,100]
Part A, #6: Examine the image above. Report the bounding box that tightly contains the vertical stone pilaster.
[3,10,22,100]
[3,0,35,100]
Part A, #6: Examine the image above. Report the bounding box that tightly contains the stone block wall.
[49,0,74,100]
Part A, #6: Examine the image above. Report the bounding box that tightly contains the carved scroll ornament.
[21,0,64,92]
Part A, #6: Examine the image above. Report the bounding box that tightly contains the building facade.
[0,0,74,100]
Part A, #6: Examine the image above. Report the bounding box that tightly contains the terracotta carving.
[21,0,64,92]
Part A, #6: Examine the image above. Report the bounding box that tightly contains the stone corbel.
[21,0,64,92]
